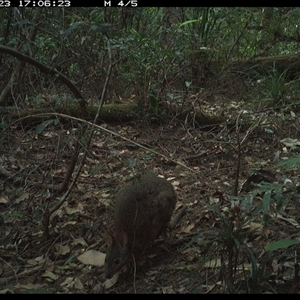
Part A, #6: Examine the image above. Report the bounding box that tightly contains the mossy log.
[2,102,225,128]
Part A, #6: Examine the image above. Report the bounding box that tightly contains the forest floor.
[1,77,300,294]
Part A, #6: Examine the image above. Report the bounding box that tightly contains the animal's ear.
[118,232,128,250]
[105,230,114,245]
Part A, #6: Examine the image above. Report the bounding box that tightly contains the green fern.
[276,155,300,170]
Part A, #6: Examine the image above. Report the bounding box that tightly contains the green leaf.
[244,244,258,281]
[0,122,8,129]
[178,19,199,27]
[262,191,270,213]
[63,21,84,38]
[267,239,300,252]
[34,120,55,134]
[126,158,136,168]
[276,155,300,170]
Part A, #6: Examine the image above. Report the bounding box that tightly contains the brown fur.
[105,174,177,279]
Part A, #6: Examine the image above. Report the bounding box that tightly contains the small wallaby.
[104,174,177,279]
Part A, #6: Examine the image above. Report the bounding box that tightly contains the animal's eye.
[113,258,120,265]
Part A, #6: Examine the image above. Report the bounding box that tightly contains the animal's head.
[104,230,130,279]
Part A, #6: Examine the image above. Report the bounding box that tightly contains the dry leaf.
[180,223,195,233]
[60,277,74,286]
[42,271,59,281]
[73,278,84,290]
[60,277,84,290]
[205,258,222,268]
[209,196,219,204]
[263,226,270,237]
[77,250,106,267]
[56,245,70,256]
[14,283,46,290]
[103,273,119,289]
[62,221,77,228]
[65,203,84,215]
[71,237,87,246]
[0,194,8,204]
[27,255,45,266]
[15,192,29,204]
[172,180,180,186]
[243,222,263,232]
[0,289,12,294]
[277,214,300,228]
[101,193,110,198]
[280,138,300,147]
